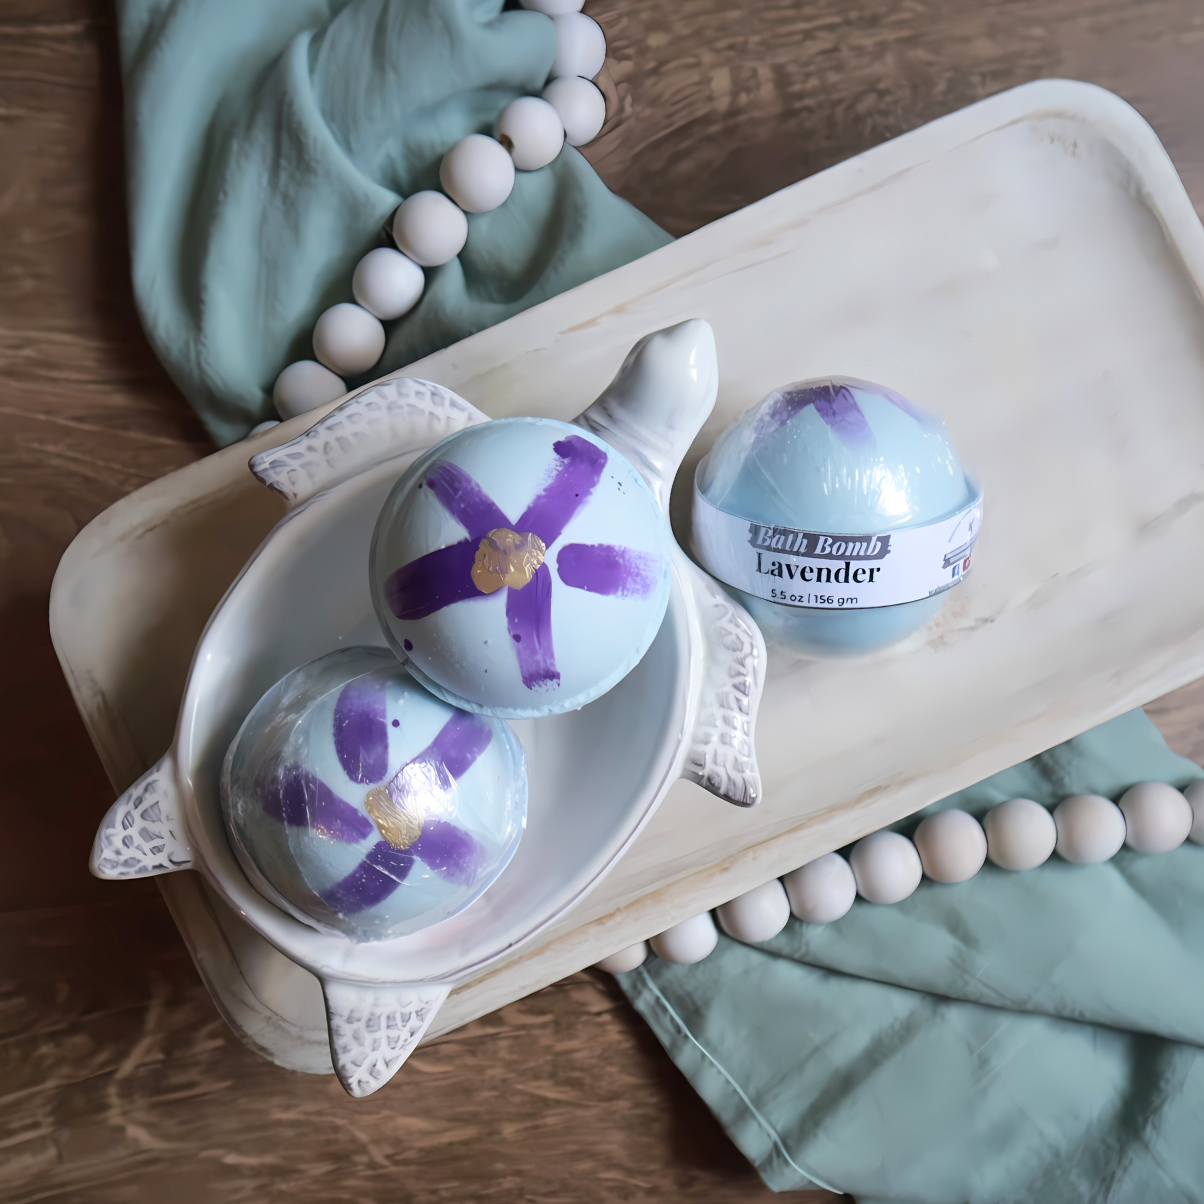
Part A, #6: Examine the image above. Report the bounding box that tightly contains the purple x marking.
[263,676,495,914]
[385,435,660,690]
[755,379,933,450]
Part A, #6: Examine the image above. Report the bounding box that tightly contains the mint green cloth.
[619,710,1204,1202]
[117,0,670,446]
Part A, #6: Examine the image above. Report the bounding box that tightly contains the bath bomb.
[913,809,987,883]
[370,417,673,718]
[782,852,856,923]
[693,377,981,655]
[1053,794,1126,865]
[221,647,526,942]
[984,797,1057,871]
[1117,782,1193,853]
[716,879,791,943]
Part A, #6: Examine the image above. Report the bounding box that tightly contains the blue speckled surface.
[221,647,527,942]
[370,418,674,717]
[696,378,976,655]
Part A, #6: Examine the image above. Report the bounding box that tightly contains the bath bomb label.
[693,485,982,609]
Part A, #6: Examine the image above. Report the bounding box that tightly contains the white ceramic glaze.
[88,321,765,1096]
[55,81,1204,1081]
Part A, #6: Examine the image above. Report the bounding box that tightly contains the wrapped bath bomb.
[221,647,526,942]
[693,378,982,655]
[370,417,673,718]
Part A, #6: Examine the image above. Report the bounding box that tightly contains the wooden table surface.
[3,1,1203,1199]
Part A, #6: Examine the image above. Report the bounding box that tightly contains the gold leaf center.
[471,527,547,594]
[364,786,425,851]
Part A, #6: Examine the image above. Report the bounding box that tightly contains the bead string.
[596,777,1204,972]
[269,0,608,426]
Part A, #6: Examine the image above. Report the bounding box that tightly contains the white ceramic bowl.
[89,321,766,1097]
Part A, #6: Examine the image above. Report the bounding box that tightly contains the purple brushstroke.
[515,436,607,546]
[556,543,659,598]
[260,764,373,844]
[757,382,875,450]
[386,538,483,621]
[292,711,496,914]
[383,433,659,694]
[424,461,510,535]
[320,841,415,913]
[333,678,389,785]
[506,563,559,689]
[410,819,489,886]
[427,711,494,779]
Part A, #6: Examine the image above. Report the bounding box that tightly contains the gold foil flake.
[471,527,547,594]
[364,786,424,851]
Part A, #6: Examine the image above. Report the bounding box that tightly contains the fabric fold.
[617,710,1204,1202]
[117,0,671,445]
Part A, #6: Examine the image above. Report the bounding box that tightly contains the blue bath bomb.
[694,377,978,655]
[221,647,527,942]
[370,417,674,718]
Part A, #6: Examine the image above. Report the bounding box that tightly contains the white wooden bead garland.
[596,777,1204,974]
[270,4,610,425]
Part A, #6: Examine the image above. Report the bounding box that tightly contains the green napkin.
[619,709,1204,1202]
[117,0,670,446]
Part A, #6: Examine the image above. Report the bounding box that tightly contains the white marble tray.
[52,79,1204,1076]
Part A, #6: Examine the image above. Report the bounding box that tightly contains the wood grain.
[1,0,1202,1199]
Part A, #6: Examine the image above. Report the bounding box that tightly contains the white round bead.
[1053,794,1126,864]
[1117,781,1193,853]
[550,12,606,80]
[518,0,584,13]
[716,880,790,944]
[849,831,923,904]
[351,247,424,320]
[542,76,606,147]
[439,134,516,214]
[782,853,856,923]
[913,809,987,884]
[649,912,718,965]
[593,942,647,974]
[1186,780,1204,844]
[312,303,385,377]
[494,97,565,171]
[272,359,346,420]
[247,419,280,437]
[391,191,468,266]
[984,798,1057,871]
